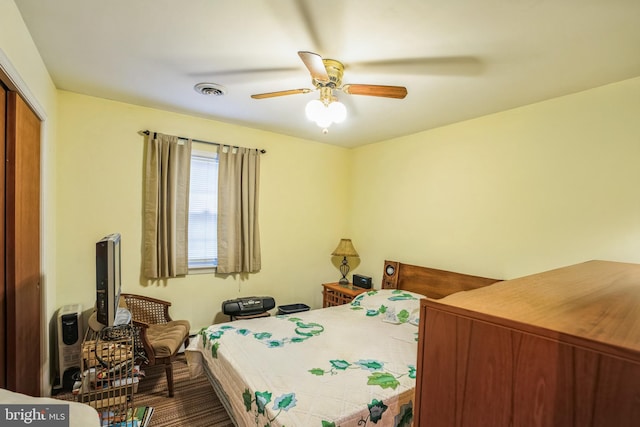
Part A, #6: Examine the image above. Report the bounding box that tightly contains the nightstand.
[322,282,368,308]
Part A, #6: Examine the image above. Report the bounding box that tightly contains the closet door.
[0,84,5,389]
[5,91,41,395]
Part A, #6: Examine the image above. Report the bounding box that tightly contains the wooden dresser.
[414,260,640,427]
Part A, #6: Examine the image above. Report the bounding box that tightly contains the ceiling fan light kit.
[305,99,346,131]
[251,51,407,133]
[305,86,347,131]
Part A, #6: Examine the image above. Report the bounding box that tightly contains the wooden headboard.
[381,260,501,299]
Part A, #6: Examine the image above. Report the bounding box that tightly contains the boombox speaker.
[382,260,400,289]
[222,296,276,316]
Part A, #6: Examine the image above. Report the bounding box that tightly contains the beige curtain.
[143,132,192,278]
[217,146,261,273]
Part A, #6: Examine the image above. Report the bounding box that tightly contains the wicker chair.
[121,293,190,397]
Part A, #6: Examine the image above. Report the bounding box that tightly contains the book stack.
[129,406,154,427]
[100,406,154,427]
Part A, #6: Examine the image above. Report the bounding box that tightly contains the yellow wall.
[5,0,640,394]
[350,76,640,282]
[56,91,350,331]
[1,0,59,394]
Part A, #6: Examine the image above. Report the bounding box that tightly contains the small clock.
[385,264,395,276]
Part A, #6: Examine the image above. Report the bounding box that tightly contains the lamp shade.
[305,99,347,129]
[331,239,359,258]
[328,101,347,123]
[305,99,324,121]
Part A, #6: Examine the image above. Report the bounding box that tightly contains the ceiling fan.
[251,51,408,132]
[251,51,408,101]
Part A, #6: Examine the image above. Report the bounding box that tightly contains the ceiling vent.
[194,82,227,96]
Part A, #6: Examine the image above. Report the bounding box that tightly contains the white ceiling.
[14,0,640,148]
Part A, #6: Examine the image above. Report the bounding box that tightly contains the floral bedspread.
[186,289,423,427]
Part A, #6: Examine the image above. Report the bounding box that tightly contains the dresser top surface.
[430,260,640,355]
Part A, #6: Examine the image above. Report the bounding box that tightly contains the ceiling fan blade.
[349,56,483,76]
[342,84,408,99]
[189,66,301,79]
[298,51,330,83]
[251,88,312,99]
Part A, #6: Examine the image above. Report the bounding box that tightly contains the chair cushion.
[146,320,190,358]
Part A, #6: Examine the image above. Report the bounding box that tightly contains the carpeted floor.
[56,354,234,427]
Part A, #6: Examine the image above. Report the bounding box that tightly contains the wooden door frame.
[0,80,5,389]
[0,49,47,121]
[1,49,47,394]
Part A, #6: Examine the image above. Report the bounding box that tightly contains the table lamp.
[331,239,359,285]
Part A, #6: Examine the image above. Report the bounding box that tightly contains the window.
[188,150,218,269]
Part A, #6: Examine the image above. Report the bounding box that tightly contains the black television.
[95,233,122,327]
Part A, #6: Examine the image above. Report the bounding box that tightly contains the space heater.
[55,304,83,390]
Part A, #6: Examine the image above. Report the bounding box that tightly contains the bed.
[186,260,500,426]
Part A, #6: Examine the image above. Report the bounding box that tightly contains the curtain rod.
[140,130,266,154]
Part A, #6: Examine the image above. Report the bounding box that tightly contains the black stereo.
[222,296,275,316]
[353,274,372,289]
